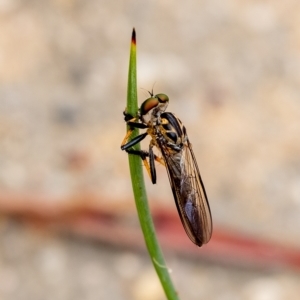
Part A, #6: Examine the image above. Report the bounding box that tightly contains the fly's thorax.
[139,94,169,125]
[159,112,187,149]
[146,126,160,149]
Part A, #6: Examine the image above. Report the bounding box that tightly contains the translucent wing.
[158,135,212,247]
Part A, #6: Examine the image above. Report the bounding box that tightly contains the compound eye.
[155,94,169,103]
[140,97,159,115]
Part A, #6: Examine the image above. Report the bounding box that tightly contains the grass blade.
[125,28,179,300]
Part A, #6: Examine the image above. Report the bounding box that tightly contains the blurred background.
[1,0,300,299]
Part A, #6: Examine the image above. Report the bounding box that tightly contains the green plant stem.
[126,28,179,300]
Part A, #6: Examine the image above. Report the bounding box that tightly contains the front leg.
[121,109,149,149]
[123,110,134,122]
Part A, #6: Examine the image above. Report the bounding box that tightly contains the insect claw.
[123,110,134,122]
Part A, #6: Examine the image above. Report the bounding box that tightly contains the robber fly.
[121,93,212,247]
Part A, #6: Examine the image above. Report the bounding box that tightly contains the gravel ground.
[0,0,300,299]
[1,220,300,300]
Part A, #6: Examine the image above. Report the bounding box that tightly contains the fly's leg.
[125,148,164,167]
[124,148,165,184]
[124,149,153,183]
[121,132,148,150]
[121,112,148,148]
[154,155,165,166]
[121,119,153,180]
[149,144,156,184]
[149,139,165,167]
[123,111,148,128]
[121,129,134,147]
[123,111,134,122]
[121,111,164,183]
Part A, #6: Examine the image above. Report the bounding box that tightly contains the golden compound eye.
[140,97,159,115]
[155,94,169,103]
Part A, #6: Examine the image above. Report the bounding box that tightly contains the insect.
[121,92,212,247]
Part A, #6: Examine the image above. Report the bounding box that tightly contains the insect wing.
[159,137,212,246]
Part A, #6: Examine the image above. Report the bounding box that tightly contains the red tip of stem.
[132,28,136,45]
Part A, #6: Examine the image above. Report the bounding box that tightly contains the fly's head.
[139,93,169,125]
